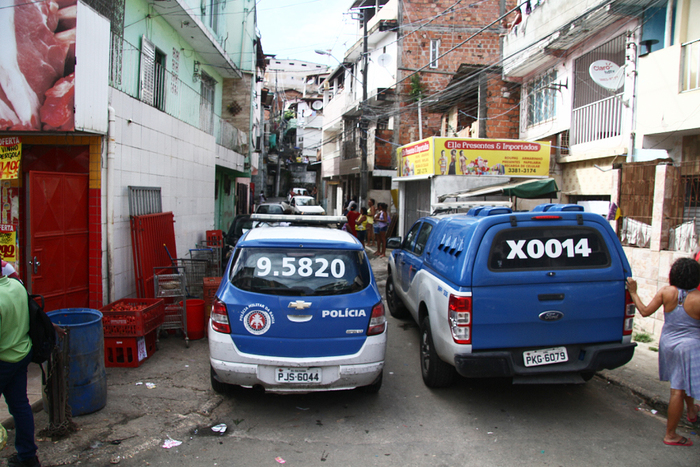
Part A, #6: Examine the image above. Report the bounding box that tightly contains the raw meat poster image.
[0,0,77,132]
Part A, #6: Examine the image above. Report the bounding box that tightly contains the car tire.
[359,370,383,394]
[210,366,232,394]
[386,274,409,319]
[420,316,456,388]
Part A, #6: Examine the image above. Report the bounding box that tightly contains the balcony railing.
[570,94,623,145]
[682,38,700,92]
[109,33,247,154]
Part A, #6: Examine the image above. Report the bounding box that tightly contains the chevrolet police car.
[210,218,386,394]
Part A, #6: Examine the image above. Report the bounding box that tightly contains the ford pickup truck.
[386,204,636,387]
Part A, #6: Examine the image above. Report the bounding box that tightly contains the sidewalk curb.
[597,371,668,413]
[1,400,44,431]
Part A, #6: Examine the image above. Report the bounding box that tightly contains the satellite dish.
[377,54,391,68]
[312,100,323,110]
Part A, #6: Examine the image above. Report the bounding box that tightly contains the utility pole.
[359,9,369,208]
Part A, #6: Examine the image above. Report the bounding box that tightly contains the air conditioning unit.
[379,20,398,32]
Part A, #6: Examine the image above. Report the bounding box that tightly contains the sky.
[256,0,360,65]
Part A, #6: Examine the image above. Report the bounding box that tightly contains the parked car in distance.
[290,195,325,215]
[210,224,386,394]
[256,202,294,215]
[386,204,636,387]
[287,187,309,202]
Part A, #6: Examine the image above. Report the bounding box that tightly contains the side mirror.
[386,237,402,249]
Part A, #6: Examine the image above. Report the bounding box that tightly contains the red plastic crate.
[104,330,157,368]
[100,298,165,337]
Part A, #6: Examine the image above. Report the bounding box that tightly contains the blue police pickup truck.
[386,204,636,387]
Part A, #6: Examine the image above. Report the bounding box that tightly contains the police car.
[209,218,386,394]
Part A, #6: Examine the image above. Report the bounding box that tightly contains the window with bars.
[526,69,557,126]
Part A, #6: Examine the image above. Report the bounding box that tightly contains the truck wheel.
[359,370,383,394]
[386,274,409,319]
[210,366,232,394]
[420,316,456,388]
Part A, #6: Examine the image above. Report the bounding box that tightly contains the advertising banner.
[0,0,77,132]
[0,137,21,180]
[0,224,16,262]
[397,138,551,177]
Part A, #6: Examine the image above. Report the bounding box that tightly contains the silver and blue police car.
[209,218,386,394]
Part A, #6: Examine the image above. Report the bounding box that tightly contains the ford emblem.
[539,311,564,322]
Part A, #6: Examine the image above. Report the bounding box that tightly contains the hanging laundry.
[525,1,532,14]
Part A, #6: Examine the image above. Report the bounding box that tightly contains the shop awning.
[439,178,559,202]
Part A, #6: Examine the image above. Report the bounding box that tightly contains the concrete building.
[503,0,700,338]
[0,0,262,307]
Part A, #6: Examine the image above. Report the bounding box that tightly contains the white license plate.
[523,347,568,367]
[275,367,322,383]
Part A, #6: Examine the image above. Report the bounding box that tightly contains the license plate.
[523,347,568,367]
[275,367,322,383]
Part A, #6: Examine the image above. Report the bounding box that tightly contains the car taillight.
[211,299,231,334]
[367,302,386,336]
[623,289,635,336]
[449,295,472,344]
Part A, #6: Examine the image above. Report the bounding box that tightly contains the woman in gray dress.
[627,257,700,447]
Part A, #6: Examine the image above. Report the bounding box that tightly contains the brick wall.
[397,0,517,146]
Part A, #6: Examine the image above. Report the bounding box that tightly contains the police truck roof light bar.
[250,214,347,224]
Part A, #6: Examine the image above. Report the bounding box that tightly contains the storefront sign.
[397,137,551,177]
[0,137,21,180]
[0,224,16,262]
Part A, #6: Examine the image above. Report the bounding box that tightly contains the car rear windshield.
[488,226,611,271]
[229,247,371,296]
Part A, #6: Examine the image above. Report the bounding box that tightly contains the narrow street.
[18,256,694,467]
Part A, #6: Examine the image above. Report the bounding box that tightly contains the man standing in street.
[0,274,41,467]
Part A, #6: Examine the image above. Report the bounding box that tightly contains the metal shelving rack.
[153,266,189,347]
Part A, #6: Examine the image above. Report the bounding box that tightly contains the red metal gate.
[130,212,177,298]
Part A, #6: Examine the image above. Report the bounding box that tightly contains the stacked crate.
[100,298,165,367]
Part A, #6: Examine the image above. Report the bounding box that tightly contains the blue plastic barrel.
[47,309,107,416]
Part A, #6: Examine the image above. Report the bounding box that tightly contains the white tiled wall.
[104,90,224,300]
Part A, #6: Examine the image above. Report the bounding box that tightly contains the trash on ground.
[162,436,182,449]
[275,457,286,464]
[212,424,227,433]
[146,382,156,389]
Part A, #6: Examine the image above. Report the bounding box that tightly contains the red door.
[29,171,89,311]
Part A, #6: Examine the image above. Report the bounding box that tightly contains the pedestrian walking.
[258,191,266,206]
[366,198,376,246]
[345,204,359,238]
[627,257,700,447]
[0,275,41,466]
[355,207,368,248]
[374,202,390,258]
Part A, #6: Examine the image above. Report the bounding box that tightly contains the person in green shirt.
[0,275,40,467]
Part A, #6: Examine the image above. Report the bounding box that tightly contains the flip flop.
[688,404,700,423]
[663,437,693,447]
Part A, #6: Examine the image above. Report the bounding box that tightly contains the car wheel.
[359,370,383,394]
[420,316,456,388]
[385,274,409,319]
[210,366,232,394]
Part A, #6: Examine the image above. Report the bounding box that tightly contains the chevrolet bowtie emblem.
[288,300,312,310]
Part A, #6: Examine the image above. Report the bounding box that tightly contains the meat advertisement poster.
[0,0,77,132]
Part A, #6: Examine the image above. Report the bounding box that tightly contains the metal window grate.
[128,186,162,217]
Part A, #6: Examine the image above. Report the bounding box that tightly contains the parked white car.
[290,195,325,215]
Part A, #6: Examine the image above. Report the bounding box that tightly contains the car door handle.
[538,293,564,301]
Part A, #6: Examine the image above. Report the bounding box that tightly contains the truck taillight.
[211,299,231,334]
[449,295,472,344]
[623,289,635,336]
[367,302,386,336]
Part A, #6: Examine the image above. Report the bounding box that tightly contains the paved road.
[8,255,696,466]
